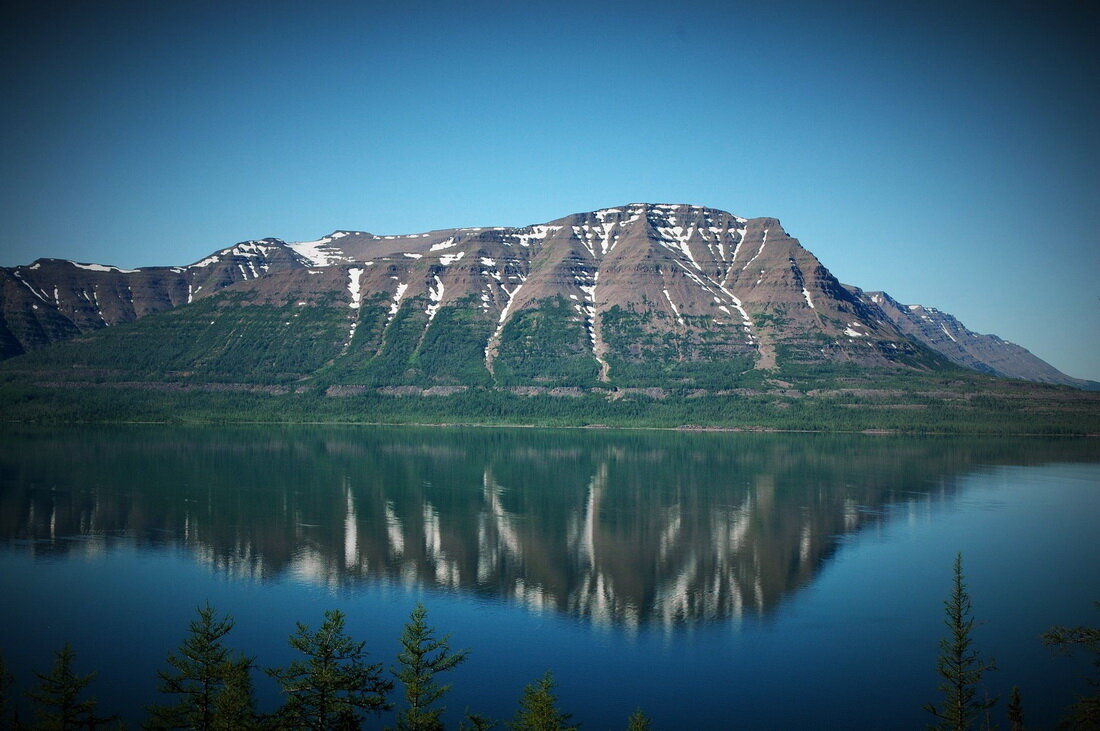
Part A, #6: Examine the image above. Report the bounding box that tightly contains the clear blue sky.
[1,0,1097,380]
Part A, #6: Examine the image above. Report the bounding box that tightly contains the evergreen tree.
[1043,604,1099,729]
[146,602,241,730]
[267,609,392,730]
[393,603,469,731]
[510,671,577,731]
[924,553,997,731]
[1006,686,1024,731]
[626,708,651,731]
[25,642,116,730]
[211,656,259,731]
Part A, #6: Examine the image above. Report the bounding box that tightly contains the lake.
[0,426,1097,728]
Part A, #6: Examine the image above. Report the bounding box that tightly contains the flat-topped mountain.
[0,203,1089,392]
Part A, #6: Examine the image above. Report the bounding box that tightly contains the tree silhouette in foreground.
[26,643,116,730]
[510,671,577,731]
[925,553,997,731]
[627,707,651,730]
[1007,686,1024,731]
[267,609,392,729]
[146,603,249,730]
[211,656,259,730]
[1043,603,1100,729]
[393,603,469,731]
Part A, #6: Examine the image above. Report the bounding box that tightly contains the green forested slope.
[0,287,1097,433]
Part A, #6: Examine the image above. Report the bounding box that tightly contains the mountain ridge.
[0,203,1090,390]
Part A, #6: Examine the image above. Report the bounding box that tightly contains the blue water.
[0,428,1097,728]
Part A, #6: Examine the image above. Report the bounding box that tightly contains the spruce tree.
[211,656,259,731]
[1006,686,1024,731]
[267,608,392,730]
[924,553,997,731]
[26,642,116,730]
[393,603,469,731]
[510,671,577,731]
[146,602,242,730]
[626,708,651,730]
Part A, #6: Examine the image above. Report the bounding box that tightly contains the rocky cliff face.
[0,203,1079,389]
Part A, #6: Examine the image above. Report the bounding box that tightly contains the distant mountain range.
[0,203,1092,391]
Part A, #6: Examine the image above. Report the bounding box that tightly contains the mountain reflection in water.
[1,427,1093,629]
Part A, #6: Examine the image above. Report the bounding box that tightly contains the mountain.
[850,289,1095,388]
[0,239,311,358]
[0,203,1089,396]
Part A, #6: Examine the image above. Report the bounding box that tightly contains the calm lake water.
[0,426,1097,729]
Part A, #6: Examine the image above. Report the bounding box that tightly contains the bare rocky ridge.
[853,288,1093,388]
[0,203,1088,388]
[0,239,309,358]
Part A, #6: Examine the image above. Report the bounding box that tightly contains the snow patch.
[425,276,444,322]
[288,235,346,267]
[72,262,137,273]
[430,237,458,251]
[347,267,363,309]
[485,282,526,368]
[741,228,769,271]
[656,225,701,270]
[499,225,560,248]
[663,289,685,327]
[728,227,748,266]
[12,272,48,303]
[389,283,409,317]
[497,285,522,324]
[439,251,465,266]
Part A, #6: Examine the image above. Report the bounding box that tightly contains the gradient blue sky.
[1,0,1097,379]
